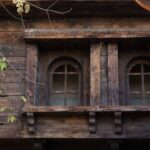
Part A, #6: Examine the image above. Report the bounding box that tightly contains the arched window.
[48,58,82,106]
[127,59,150,105]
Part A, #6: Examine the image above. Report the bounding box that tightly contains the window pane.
[66,94,80,106]
[144,64,150,73]
[53,74,64,91]
[129,75,142,92]
[145,75,150,91]
[67,74,79,91]
[50,94,65,106]
[67,64,76,72]
[130,64,141,73]
[129,94,142,105]
[55,65,65,72]
[145,94,150,105]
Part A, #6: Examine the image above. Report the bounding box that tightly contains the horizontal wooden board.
[0,44,26,57]
[0,96,25,111]
[24,29,150,40]
[0,83,25,96]
[0,70,25,83]
[5,57,26,70]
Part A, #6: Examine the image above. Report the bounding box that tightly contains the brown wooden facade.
[0,0,150,149]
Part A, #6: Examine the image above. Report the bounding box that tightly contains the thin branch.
[20,13,26,29]
[0,1,24,21]
[47,0,58,9]
[27,2,72,15]
[46,11,53,28]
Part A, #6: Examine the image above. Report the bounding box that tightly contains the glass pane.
[55,65,65,72]
[144,64,150,73]
[67,64,76,72]
[145,75,150,91]
[53,74,64,91]
[129,94,142,105]
[129,75,142,92]
[67,74,79,91]
[130,64,141,73]
[66,94,80,106]
[145,94,150,105]
[50,94,65,106]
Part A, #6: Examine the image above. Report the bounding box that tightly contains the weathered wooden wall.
[0,1,150,140]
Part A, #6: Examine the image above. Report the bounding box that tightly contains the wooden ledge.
[24,29,150,40]
[23,105,150,113]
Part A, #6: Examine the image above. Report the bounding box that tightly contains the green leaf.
[20,96,27,103]
[24,3,30,13]
[0,107,7,112]
[7,115,16,123]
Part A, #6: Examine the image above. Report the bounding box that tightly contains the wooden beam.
[26,44,38,106]
[23,105,150,113]
[24,29,150,40]
[90,42,101,106]
[108,43,119,106]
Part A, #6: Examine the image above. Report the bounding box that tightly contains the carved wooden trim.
[114,111,122,135]
[27,112,35,134]
[89,111,96,133]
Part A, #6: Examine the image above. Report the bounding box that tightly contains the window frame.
[48,58,82,106]
[126,59,150,105]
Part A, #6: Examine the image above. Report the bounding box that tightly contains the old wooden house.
[0,0,150,149]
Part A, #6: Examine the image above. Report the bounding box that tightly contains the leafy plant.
[20,96,27,103]
[0,57,7,71]
[7,115,16,123]
[13,0,30,15]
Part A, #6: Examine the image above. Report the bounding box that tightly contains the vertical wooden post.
[108,43,119,106]
[26,44,38,106]
[90,42,101,106]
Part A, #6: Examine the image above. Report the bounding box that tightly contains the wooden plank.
[23,105,150,113]
[0,83,25,96]
[0,44,26,57]
[5,57,26,70]
[26,44,38,106]
[0,96,25,112]
[90,42,101,106]
[24,29,150,40]
[108,43,119,105]
[0,70,25,83]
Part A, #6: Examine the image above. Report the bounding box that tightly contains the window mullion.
[64,64,67,106]
[141,64,145,104]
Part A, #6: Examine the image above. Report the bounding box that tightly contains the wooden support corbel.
[27,112,35,134]
[89,111,96,133]
[114,111,122,135]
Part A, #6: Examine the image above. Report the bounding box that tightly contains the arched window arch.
[126,57,150,105]
[48,57,82,106]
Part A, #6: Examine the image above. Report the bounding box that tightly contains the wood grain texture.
[90,42,101,106]
[108,43,119,106]
[26,44,38,106]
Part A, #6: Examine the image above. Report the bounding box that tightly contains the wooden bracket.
[89,111,96,133]
[114,111,122,135]
[27,112,35,134]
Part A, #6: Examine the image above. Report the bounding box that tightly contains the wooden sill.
[23,105,150,113]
